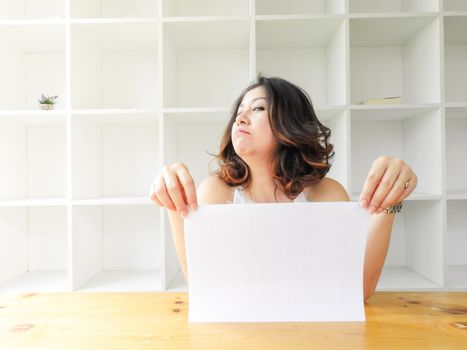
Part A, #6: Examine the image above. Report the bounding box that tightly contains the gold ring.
[404,180,410,189]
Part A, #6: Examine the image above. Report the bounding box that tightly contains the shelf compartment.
[167,269,187,292]
[446,107,467,193]
[72,112,159,200]
[71,22,159,109]
[162,106,231,116]
[163,0,249,17]
[0,272,68,295]
[72,205,161,291]
[446,266,467,290]
[447,190,467,200]
[162,111,229,286]
[72,197,153,206]
[0,111,65,125]
[0,115,66,201]
[446,200,467,289]
[0,23,65,110]
[350,108,442,197]
[162,112,229,185]
[349,0,438,14]
[256,18,346,107]
[376,200,443,290]
[377,267,442,291]
[0,198,67,207]
[350,16,440,105]
[0,0,65,20]
[163,20,250,108]
[71,0,159,19]
[256,0,344,15]
[319,110,349,190]
[76,270,162,292]
[444,16,467,103]
[444,0,467,11]
[0,206,68,294]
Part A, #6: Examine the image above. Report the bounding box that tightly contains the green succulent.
[38,94,58,105]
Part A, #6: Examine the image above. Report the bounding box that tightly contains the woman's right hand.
[149,162,197,218]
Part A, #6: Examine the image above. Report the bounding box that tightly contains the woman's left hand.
[359,156,418,215]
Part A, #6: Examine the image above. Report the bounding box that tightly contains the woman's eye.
[235,106,264,116]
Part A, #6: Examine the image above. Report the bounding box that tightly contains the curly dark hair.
[214,75,335,200]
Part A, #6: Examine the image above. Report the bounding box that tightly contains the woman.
[150,75,417,301]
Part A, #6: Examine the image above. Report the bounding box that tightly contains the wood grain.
[0,292,466,349]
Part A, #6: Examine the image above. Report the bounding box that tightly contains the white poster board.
[184,202,369,323]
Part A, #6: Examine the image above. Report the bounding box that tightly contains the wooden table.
[0,292,466,349]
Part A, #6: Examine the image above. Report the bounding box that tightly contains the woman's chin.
[233,142,250,156]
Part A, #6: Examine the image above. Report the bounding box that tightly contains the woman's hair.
[214,74,335,199]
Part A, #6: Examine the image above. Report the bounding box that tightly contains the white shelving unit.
[446,107,467,198]
[0,0,466,294]
[349,0,439,13]
[444,0,467,12]
[446,200,467,290]
[163,0,249,17]
[71,21,160,110]
[256,17,346,107]
[350,107,443,198]
[0,0,65,20]
[444,15,467,103]
[349,15,440,105]
[256,0,344,15]
[0,23,66,111]
[162,19,250,108]
[445,106,467,290]
[71,0,159,18]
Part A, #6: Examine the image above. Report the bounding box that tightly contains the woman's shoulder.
[196,175,350,204]
[303,177,350,202]
[197,175,234,205]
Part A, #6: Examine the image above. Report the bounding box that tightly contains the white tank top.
[231,187,308,204]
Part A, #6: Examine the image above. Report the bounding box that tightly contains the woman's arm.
[166,210,188,281]
[150,163,197,282]
[358,156,417,300]
[314,178,394,302]
[162,174,233,283]
[307,157,417,301]
[363,212,395,300]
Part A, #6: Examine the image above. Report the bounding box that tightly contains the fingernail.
[190,203,197,211]
[179,210,187,218]
[369,206,376,214]
[360,200,367,208]
[377,208,384,214]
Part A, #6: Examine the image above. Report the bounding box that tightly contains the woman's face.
[231,86,277,160]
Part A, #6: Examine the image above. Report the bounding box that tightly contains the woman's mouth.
[236,128,250,134]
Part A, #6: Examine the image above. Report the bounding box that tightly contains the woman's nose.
[235,110,250,125]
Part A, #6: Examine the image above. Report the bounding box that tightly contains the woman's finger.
[393,173,417,205]
[376,166,412,213]
[149,177,164,207]
[150,189,164,207]
[175,163,198,210]
[162,167,189,217]
[154,176,176,211]
[359,156,388,209]
[368,160,404,214]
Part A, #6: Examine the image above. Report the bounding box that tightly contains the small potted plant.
[38,94,58,110]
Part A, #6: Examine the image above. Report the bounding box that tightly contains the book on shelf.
[358,96,402,105]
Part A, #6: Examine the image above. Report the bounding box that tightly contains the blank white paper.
[184,202,370,323]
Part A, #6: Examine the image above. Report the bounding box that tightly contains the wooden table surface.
[0,292,466,349]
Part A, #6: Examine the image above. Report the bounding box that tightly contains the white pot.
[40,103,54,110]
